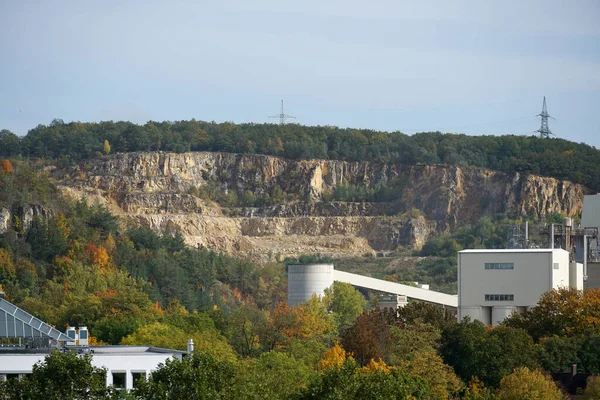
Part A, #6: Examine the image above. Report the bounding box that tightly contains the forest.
[1,118,599,192]
[1,159,600,398]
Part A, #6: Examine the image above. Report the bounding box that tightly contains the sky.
[1,0,599,147]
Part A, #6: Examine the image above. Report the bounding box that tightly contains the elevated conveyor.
[333,270,458,308]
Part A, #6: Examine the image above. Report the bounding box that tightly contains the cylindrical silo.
[287,264,334,306]
[492,306,516,326]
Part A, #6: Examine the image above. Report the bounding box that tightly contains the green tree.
[121,322,237,363]
[441,319,538,387]
[231,352,314,399]
[134,352,235,399]
[297,359,431,400]
[323,281,366,331]
[228,304,267,357]
[0,351,111,400]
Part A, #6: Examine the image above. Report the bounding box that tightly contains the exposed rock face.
[0,205,53,234]
[0,208,10,234]
[56,151,587,261]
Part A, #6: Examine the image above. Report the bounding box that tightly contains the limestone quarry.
[25,151,587,262]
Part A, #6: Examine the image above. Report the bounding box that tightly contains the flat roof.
[459,248,568,254]
[90,346,185,355]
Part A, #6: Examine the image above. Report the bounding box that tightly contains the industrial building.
[0,296,185,390]
[457,248,581,326]
[582,194,600,288]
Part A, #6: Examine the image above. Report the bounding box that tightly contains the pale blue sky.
[1,1,599,147]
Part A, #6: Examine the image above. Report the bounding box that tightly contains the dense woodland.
[1,159,600,398]
[1,118,599,191]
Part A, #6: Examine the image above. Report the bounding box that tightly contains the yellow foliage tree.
[319,343,353,370]
[296,295,336,340]
[584,375,600,400]
[360,358,390,374]
[398,349,464,400]
[496,367,564,400]
[103,140,111,155]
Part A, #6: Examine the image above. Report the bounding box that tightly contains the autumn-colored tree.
[295,295,337,342]
[504,287,600,340]
[0,159,14,174]
[259,302,301,351]
[341,309,400,365]
[461,377,497,400]
[360,358,390,374]
[584,375,600,400]
[319,343,353,370]
[397,349,464,399]
[495,367,564,400]
[0,248,16,282]
[103,139,111,155]
[84,242,110,268]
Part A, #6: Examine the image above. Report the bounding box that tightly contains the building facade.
[458,249,581,326]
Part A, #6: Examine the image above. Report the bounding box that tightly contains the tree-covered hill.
[1,119,599,191]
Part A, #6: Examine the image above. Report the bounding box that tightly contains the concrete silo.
[287,264,334,306]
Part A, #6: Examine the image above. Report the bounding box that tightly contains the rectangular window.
[112,372,126,390]
[485,263,514,270]
[132,372,146,388]
[485,294,514,301]
[553,263,559,270]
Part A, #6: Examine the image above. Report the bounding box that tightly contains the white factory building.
[457,248,583,326]
[0,296,185,390]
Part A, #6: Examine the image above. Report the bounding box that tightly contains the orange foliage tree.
[0,159,13,174]
[85,242,110,268]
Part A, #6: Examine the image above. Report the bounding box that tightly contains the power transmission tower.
[536,96,555,138]
[269,100,296,125]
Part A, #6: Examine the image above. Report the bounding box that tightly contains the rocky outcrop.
[0,208,10,234]
[56,151,587,261]
[0,205,53,234]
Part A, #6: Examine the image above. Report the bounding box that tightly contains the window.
[553,263,559,270]
[112,372,126,390]
[485,263,514,270]
[132,372,146,388]
[485,294,514,301]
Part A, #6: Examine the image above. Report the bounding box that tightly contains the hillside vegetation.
[1,119,599,191]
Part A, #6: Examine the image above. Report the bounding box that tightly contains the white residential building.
[458,248,582,326]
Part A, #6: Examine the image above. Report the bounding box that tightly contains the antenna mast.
[536,96,555,138]
[269,100,296,125]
